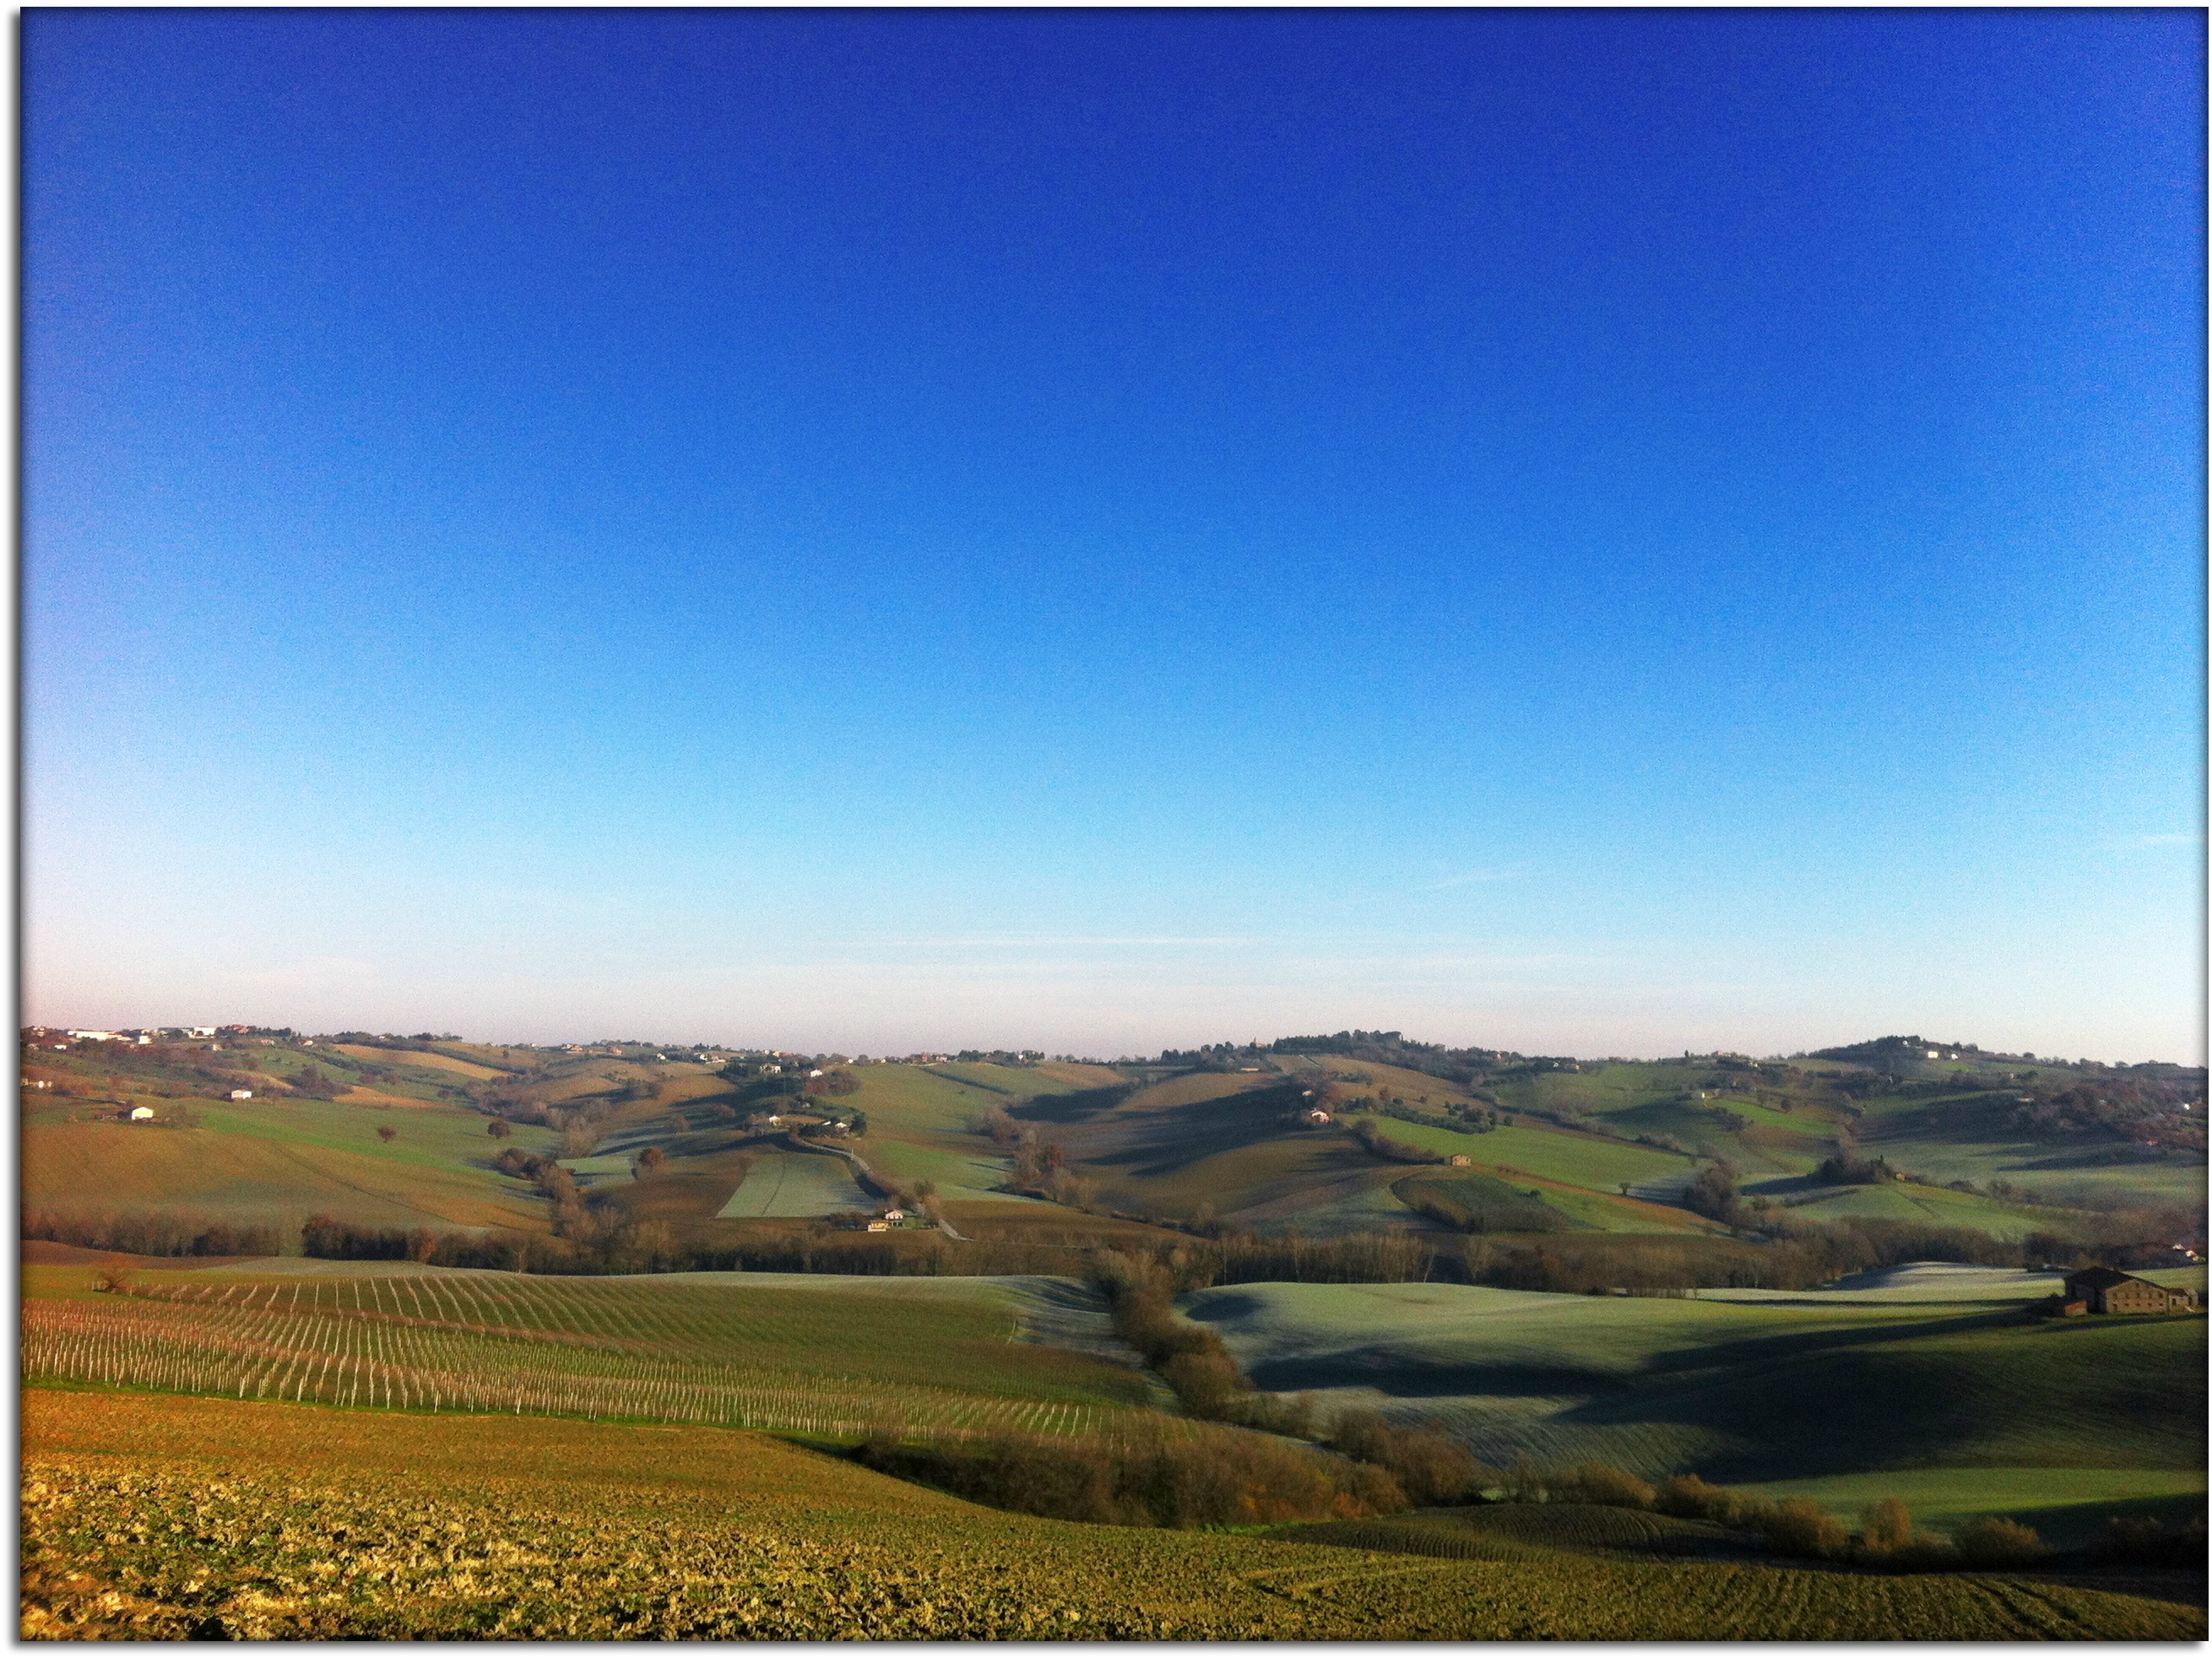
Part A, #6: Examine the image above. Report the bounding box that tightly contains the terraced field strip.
[21,1275,1160,1444]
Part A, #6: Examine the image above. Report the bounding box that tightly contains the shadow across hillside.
[1009,1085,1136,1125]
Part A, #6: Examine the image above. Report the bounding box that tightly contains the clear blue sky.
[24,8,2204,1059]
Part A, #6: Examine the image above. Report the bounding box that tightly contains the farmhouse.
[129,1106,155,1121]
[1305,1108,1331,1125]
[230,1089,254,1101]
[1448,1154,1473,1167]
[2062,1266,2198,1314]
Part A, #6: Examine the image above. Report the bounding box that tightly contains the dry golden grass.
[333,1046,507,1081]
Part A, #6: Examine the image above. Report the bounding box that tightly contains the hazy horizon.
[25,11,2205,1065]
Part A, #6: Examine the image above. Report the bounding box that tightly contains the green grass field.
[1183,1279,2208,1503]
[23,1391,2200,1639]
[21,1101,558,1233]
[714,1149,874,1217]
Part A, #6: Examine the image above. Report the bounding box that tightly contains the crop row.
[22,1295,1120,1443]
[22,1444,2200,1641]
[100,1271,1134,1405]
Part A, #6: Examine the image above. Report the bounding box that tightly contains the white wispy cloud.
[1420,867,1524,891]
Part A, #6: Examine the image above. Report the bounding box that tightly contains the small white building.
[187,1027,215,1039]
[130,1106,155,1121]
[865,1221,890,1233]
[230,1089,253,1101]
[881,1208,907,1222]
[1306,1109,1331,1125]
[765,1113,781,1124]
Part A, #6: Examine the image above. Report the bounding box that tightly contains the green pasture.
[714,1150,874,1218]
[854,1136,1025,1202]
[1353,1117,1697,1195]
[1183,1280,2206,1487]
[1754,1176,2091,1240]
[22,1102,557,1233]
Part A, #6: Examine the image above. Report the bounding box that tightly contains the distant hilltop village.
[20,1026,1058,1070]
[19,1025,2197,1077]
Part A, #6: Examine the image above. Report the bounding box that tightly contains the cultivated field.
[23,1391,2200,1640]
[20,1100,556,1233]
[21,1262,1155,1443]
[713,1150,874,1218]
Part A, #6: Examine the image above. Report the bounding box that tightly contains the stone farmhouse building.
[2061,1265,2198,1315]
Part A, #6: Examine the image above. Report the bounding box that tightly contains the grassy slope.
[21,1100,558,1233]
[331,1043,509,1081]
[1855,1090,2207,1205]
[24,1391,2199,1639]
[1184,1280,2208,1513]
[715,1149,874,1217]
[24,1260,1157,1417]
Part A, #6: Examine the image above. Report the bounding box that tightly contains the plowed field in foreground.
[22,1391,2203,1641]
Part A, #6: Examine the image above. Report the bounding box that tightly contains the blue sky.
[24,8,2204,1059]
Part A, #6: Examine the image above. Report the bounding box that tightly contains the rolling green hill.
[1182,1275,2207,1534]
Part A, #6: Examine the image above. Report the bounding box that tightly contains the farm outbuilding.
[230,1089,254,1101]
[129,1106,155,1121]
[2062,1266,2198,1314]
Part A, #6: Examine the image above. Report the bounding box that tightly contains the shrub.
[857,1430,1402,1530]
[1663,1476,1743,1530]
[1758,1499,1850,1560]
[2090,1514,2208,1568]
[1326,1409,1494,1507]
[1860,1496,1914,1553]
[1555,1461,1656,1511]
[1953,1517,2050,1569]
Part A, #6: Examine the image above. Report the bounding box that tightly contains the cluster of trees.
[854,1424,1401,1529]
[1397,1175,1567,1236]
[2006,1081,2205,1151]
[1350,1118,1448,1165]
[974,1108,1098,1207]
[1153,1032,1538,1091]
[1681,1161,1745,1225]
[1454,1213,2121,1294]
[1089,1249,1286,1427]
[301,1212,686,1274]
[24,1209,285,1259]
[1649,1476,2051,1569]
[1809,1035,1979,1067]
[1086,1249,1499,1508]
[1364,1095,1500,1135]
[1815,1146,1897,1185]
